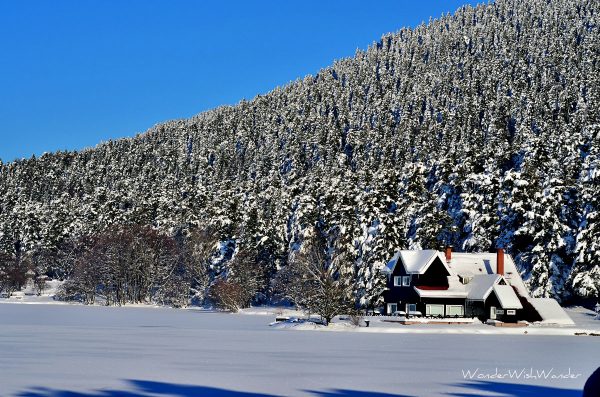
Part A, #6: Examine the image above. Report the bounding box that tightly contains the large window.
[402,276,411,286]
[446,305,464,316]
[393,276,402,286]
[407,303,417,313]
[426,304,445,316]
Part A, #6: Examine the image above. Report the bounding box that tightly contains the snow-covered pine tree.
[570,132,600,300]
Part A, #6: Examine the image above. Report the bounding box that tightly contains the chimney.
[445,246,453,262]
[497,248,504,276]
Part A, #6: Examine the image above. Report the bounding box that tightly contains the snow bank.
[238,306,304,317]
[377,316,481,324]
[270,317,598,336]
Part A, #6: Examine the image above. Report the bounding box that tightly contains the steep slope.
[0,0,598,303]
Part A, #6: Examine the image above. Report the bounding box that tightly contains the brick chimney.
[445,246,453,262]
[497,248,504,275]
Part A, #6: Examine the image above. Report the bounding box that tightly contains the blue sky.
[0,0,480,162]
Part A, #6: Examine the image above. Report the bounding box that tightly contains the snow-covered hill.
[0,0,598,305]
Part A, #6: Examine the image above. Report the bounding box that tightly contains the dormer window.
[459,275,473,284]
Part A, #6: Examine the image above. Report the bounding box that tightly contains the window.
[426,304,445,316]
[387,303,397,314]
[402,276,411,286]
[506,309,516,315]
[407,303,417,313]
[446,305,464,316]
[496,309,505,315]
[393,276,402,286]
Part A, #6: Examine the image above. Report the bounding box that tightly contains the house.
[381,247,573,324]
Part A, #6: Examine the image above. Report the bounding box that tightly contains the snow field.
[1,303,598,396]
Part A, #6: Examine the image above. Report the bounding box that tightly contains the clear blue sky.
[0,0,480,162]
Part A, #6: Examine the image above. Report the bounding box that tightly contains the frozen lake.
[0,303,597,396]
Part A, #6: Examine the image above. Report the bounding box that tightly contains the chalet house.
[381,247,572,324]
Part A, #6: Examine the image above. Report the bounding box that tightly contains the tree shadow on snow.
[16,381,270,397]
[305,390,413,397]
[16,380,413,397]
[18,379,582,397]
[446,380,581,397]
[17,380,266,397]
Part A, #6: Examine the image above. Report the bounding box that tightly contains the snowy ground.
[267,307,600,336]
[1,303,598,396]
[4,286,599,336]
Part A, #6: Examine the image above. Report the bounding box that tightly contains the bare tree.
[56,226,184,306]
[230,247,269,306]
[208,246,269,311]
[278,232,354,325]
[182,228,216,304]
[34,275,48,296]
[0,251,26,297]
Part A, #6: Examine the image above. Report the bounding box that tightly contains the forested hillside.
[0,0,598,306]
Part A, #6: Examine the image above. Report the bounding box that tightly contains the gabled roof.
[493,284,523,309]
[466,274,501,301]
[384,249,532,304]
[383,250,449,275]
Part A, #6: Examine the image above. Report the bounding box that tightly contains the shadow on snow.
[446,380,581,396]
[15,379,582,397]
[17,380,411,397]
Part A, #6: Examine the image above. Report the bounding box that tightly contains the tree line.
[0,224,358,323]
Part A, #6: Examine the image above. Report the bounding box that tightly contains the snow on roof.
[450,253,530,298]
[384,250,530,299]
[466,274,501,301]
[400,250,442,274]
[414,286,468,298]
[493,284,523,309]
[528,298,575,325]
[449,253,497,275]
[382,251,401,274]
[383,250,448,275]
